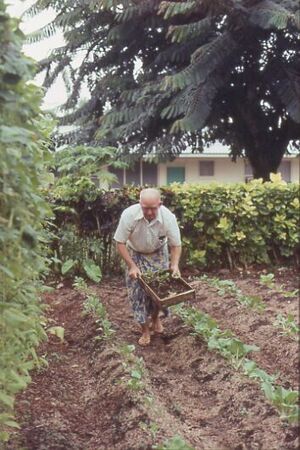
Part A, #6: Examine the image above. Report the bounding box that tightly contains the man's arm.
[170,245,182,277]
[116,242,141,279]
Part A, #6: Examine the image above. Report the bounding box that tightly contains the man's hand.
[170,265,181,278]
[129,264,141,279]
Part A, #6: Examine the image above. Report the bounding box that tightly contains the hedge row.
[0,7,52,441]
[50,176,299,273]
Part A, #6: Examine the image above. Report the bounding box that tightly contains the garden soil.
[6,269,299,450]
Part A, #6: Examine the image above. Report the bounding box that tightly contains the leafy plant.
[0,3,53,441]
[61,259,77,275]
[199,275,265,312]
[83,294,115,340]
[262,382,299,423]
[118,344,145,391]
[47,326,65,342]
[175,304,298,423]
[48,182,300,274]
[273,314,299,339]
[82,259,102,283]
[260,273,299,298]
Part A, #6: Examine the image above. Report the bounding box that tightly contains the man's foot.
[152,318,164,333]
[138,332,151,346]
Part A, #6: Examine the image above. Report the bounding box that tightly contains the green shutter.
[167,167,185,184]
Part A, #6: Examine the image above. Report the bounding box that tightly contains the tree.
[30,0,300,179]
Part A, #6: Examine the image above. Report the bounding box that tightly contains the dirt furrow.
[189,279,299,389]
[6,276,300,450]
[97,278,299,450]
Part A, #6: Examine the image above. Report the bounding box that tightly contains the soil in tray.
[143,271,188,298]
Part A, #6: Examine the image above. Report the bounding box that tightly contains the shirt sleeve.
[113,211,133,243]
[166,213,181,247]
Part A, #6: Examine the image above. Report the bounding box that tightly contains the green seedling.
[118,344,145,391]
[153,435,195,450]
[139,421,160,440]
[260,273,299,298]
[199,275,265,312]
[175,304,298,424]
[73,276,88,293]
[262,382,299,423]
[143,270,170,284]
[274,314,299,339]
[83,294,115,340]
[259,273,275,288]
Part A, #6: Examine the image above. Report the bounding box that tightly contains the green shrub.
[49,177,299,272]
[0,5,52,441]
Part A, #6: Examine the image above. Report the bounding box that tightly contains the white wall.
[290,157,300,183]
[157,156,299,185]
[158,157,245,185]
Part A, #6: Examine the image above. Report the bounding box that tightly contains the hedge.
[49,175,299,274]
[0,6,52,441]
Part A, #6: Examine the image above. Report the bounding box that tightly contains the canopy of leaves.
[30,0,300,178]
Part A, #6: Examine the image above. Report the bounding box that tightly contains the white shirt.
[114,204,181,253]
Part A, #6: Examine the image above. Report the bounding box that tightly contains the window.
[167,167,185,184]
[199,161,214,176]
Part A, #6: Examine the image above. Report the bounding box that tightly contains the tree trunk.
[245,141,286,181]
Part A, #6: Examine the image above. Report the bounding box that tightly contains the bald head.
[139,188,161,221]
[140,188,161,202]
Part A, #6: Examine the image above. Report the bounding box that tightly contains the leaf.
[48,326,65,342]
[83,259,102,283]
[262,381,274,401]
[131,370,142,379]
[0,393,14,409]
[61,259,77,275]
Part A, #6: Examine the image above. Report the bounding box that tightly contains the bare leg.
[151,304,164,333]
[138,322,151,346]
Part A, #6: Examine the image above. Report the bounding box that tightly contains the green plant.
[0,3,53,441]
[48,182,300,274]
[73,276,88,293]
[118,344,145,391]
[260,273,299,298]
[153,435,195,450]
[139,421,160,440]
[262,383,299,423]
[273,314,299,339]
[198,275,265,312]
[175,305,298,424]
[83,295,115,340]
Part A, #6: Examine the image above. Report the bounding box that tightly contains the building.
[111,144,299,186]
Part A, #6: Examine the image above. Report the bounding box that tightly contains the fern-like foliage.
[27,0,300,177]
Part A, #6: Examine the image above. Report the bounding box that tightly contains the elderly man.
[114,188,182,346]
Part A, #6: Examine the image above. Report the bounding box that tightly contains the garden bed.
[6,269,299,450]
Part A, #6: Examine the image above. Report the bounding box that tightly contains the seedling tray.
[139,270,195,308]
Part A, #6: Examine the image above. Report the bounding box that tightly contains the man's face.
[140,198,161,221]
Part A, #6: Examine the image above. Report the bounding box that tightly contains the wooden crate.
[138,272,195,308]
